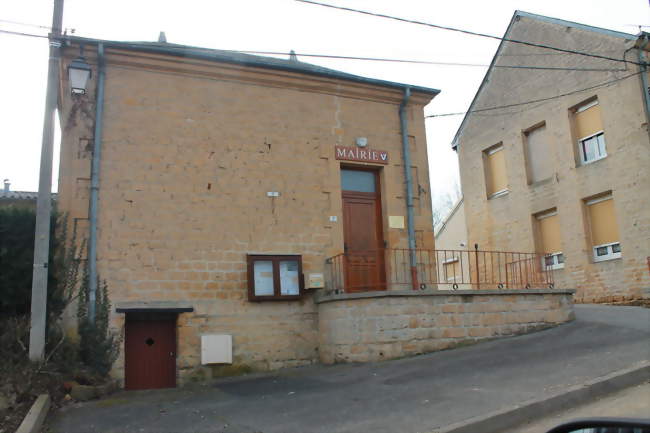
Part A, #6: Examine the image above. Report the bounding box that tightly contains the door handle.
[170,352,174,357]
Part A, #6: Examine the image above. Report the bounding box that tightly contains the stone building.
[57,35,439,386]
[57,35,575,390]
[452,11,650,303]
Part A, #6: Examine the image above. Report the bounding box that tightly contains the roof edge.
[450,10,518,150]
[515,11,635,40]
[450,10,635,150]
[434,196,464,238]
[61,35,441,97]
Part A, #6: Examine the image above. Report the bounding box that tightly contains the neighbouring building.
[0,179,57,210]
[57,34,575,390]
[452,11,650,303]
[434,197,470,286]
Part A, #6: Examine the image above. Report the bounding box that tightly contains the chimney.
[158,31,167,43]
[3,179,9,192]
[289,50,298,62]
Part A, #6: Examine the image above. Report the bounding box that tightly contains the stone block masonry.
[316,290,575,364]
[56,43,437,385]
[455,14,650,303]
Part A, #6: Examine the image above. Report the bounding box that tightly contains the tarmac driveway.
[49,305,650,433]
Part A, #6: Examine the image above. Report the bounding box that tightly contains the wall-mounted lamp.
[68,48,92,95]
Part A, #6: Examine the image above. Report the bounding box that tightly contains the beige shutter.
[486,146,507,196]
[588,197,619,246]
[525,125,553,183]
[537,213,561,253]
[575,102,603,139]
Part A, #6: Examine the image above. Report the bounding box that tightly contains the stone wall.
[56,44,437,383]
[316,290,574,364]
[455,15,650,302]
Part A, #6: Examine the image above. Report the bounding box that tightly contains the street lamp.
[68,55,92,95]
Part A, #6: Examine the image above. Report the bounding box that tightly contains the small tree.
[77,278,120,378]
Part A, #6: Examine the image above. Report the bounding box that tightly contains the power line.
[294,0,641,66]
[0,18,51,30]
[1,27,620,72]
[236,50,623,72]
[425,71,641,118]
[0,28,48,38]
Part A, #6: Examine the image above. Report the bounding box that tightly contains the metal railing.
[325,247,555,293]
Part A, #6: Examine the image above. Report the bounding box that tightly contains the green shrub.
[0,207,60,316]
[77,279,120,378]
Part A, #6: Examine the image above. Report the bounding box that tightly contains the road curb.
[15,394,50,433]
[432,361,650,433]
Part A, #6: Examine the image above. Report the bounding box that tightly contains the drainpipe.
[88,43,105,324]
[399,87,418,290]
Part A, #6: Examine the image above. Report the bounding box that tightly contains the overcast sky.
[1,0,647,200]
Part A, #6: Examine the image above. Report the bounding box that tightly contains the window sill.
[248,294,304,302]
[578,154,607,167]
[593,254,621,264]
[547,263,565,270]
[488,189,509,200]
[528,177,553,188]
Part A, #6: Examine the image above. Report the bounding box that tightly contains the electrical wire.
[0,18,51,30]
[425,71,641,118]
[0,27,622,72]
[235,50,623,72]
[294,0,641,66]
[0,28,48,38]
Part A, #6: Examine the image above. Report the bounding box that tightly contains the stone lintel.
[115,301,194,313]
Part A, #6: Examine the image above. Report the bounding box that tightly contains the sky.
[0,0,648,206]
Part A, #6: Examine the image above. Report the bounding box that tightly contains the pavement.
[48,305,650,433]
[502,382,650,433]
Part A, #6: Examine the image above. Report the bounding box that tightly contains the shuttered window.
[588,197,619,246]
[574,100,607,164]
[536,210,564,269]
[525,124,553,183]
[443,258,462,283]
[537,212,561,253]
[484,144,508,198]
[586,195,621,262]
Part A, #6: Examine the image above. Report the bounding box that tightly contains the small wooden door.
[125,317,176,390]
[341,168,386,292]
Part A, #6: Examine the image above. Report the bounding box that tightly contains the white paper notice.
[280,261,300,295]
[254,261,274,296]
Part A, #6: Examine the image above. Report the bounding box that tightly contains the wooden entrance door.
[341,168,386,292]
[125,317,176,390]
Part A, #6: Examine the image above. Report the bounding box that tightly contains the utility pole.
[29,0,64,362]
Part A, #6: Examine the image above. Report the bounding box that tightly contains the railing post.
[474,243,480,290]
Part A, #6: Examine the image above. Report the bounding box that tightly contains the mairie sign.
[334,145,389,164]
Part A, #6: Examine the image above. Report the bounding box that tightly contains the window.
[341,169,376,193]
[585,195,621,262]
[442,257,461,283]
[247,255,304,301]
[535,210,564,270]
[483,144,508,198]
[524,123,553,184]
[574,99,607,164]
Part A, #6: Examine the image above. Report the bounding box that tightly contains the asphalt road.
[503,382,650,433]
[48,305,650,433]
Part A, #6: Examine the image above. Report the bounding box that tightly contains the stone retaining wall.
[316,289,575,364]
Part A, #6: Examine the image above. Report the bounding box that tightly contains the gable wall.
[456,16,650,302]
